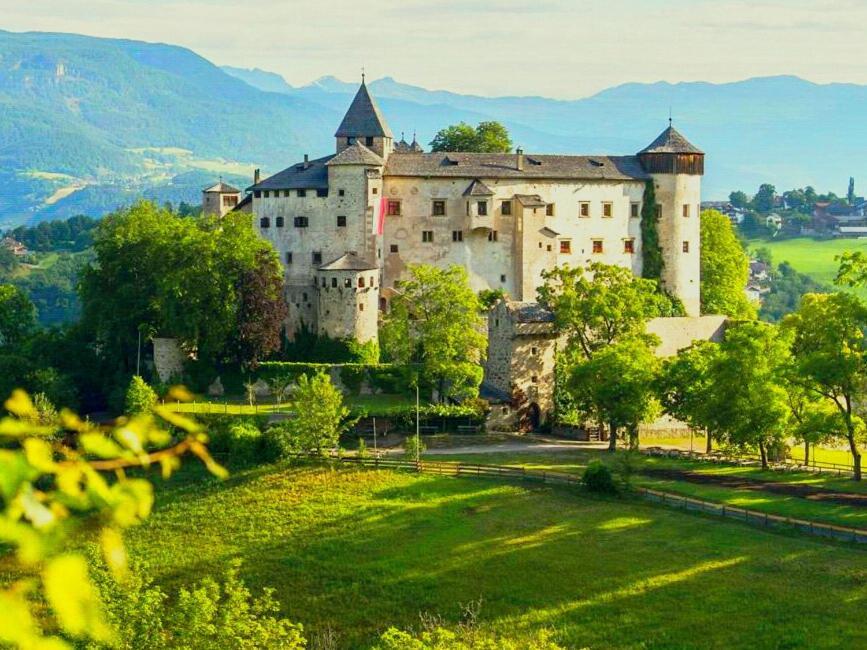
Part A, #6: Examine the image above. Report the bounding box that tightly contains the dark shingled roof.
[515,194,547,207]
[326,142,384,166]
[334,82,393,139]
[247,155,333,191]
[507,301,555,323]
[231,193,252,211]
[463,179,494,196]
[384,152,649,181]
[319,252,378,272]
[639,126,703,155]
[203,181,240,193]
[479,382,511,404]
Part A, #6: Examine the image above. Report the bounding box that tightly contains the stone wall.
[646,315,727,357]
[152,337,185,383]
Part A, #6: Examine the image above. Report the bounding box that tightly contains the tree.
[568,335,660,451]
[537,262,680,361]
[429,121,512,153]
[848,177,856,206]
[707,322,791,468]
[699,210,756,318]
[782,292,867,480]
[784,378,844,467]
[232,249,288,368]
[381,264,486,401]
[656,340,720,454]
[729,190,750,209]
[759,262,829,323]
[0,284,36,347]
[125,375,158,414]
[269,371,349,456]
[752,183,777,213]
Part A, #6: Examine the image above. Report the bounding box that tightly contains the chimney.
[253,168,261,185]
[303,154,310,169]
[516,147,524,172]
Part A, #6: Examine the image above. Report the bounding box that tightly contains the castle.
[205,79,704,344]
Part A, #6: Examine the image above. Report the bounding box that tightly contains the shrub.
[357,437,369,459]
[374,626,562,649]
[226,421,264,465]
[125,375,158,414]
[582,460,618,494]
[404,434,427,460]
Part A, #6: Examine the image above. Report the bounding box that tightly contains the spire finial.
[668,106,673,127]
[361,66,366,84]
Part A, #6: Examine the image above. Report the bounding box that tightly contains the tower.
[316,253,380,344]
[202,180,241,217]
[638,124,704,316]
[334,79,393,159]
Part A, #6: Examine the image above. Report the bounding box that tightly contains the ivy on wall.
[640,180,664,280]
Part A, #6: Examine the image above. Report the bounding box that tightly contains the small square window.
[390,244,399,253]
[546,244,552,252]
[313,252,322,264]
[560,240,571,254]
[579,202,590,218]
[365,136,374,146]
[655,204,662,219]
[297,189,306,198]
[294,216,308,227]
[359,302,365,311]
[387,200,401,216]
[331,277,337,288]
[624,239,635,254]
[602,202,613,218]
[546,203,555,216]
[501,200,512,215]
[683,204,690,218]
[259,217,270,228]
[372,187,378,195]
[263,191,270,198]
[337,215,347,227]
[254,190,261,198]
[531,375,539,383]
[452,230,463,242]
[592,239,603,254]
[488,230,498,242]
[286,252,293,264]
[316,188,328,198]
[338,189,345,196]
[344,278,352,288]
[422,230,434,243]
[432,200,446,216]
[477,201,488,216]
[682,240,690,253]
[531,347,538,355]
[631,202,640,218]
[500,274,507,283]
[275,216,285,228]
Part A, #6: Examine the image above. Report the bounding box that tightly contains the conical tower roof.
[334,81,393,139]
[639,125,702,155]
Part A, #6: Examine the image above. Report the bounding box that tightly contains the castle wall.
[316,269,379,343]
[646,315,727,356]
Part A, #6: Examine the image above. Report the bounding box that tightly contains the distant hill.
[1,29,865,227]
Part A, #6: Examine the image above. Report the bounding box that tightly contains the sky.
[2,0,867,98]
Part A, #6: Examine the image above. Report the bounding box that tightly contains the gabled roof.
[639,125,703,155]
[384,153,649,181]
[204,181,240,193]
[463,179,494,196]
[506,301,555,323]
[247,154,333,191]
[319,252,378,272]
[326,142,384,166]
[334,82,393,138]
[515,194,547,207]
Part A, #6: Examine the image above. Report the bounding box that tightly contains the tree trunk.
[608,422,617,452]
[628,424,639,451]
[804,441,810,467]
[758,440,768,469]
[847,433,862,481]
[705,431,712,455]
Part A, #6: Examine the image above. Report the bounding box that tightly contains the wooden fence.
[643,446,856,476]
[312,454,867,545]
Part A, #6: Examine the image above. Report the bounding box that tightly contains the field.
[124,462,867,648]
[747,237,867,296]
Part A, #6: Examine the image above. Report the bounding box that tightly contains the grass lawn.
[747,237,867,298]
[126,463,867,648]
[426,448,867,530]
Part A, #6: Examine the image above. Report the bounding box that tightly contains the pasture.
[748,237,867,295]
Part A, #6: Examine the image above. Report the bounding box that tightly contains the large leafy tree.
[752,183,777,212]
[782,292,867,480]
[381,264,486,401]
[568,335,660,451]
[537,262,680,361]
[700,209,756,318]
[429,121,512,153]
[79,201,284,372]
[268,371,349,456]
[0,284,36,347]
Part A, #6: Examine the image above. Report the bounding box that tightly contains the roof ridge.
[334,82,393,139]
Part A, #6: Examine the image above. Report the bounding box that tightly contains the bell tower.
[334,77,394,160]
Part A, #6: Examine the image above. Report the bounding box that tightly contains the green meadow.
[125,463,867,649]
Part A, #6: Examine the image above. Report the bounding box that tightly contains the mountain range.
[0,29,865,228]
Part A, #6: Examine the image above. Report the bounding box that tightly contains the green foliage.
[339,365,366,394]
[266,372,349,456]
[752,183,777,212]
[403,433,427,460]
[656,340,720,438]
[9,215,99,252]
[374,626,562,649]
[0,387,225,648]
[729,190,750,209]
[281,322,379,363]
[429,121,512,153]
[700,209,757,318]
[0,283,36,347]
[89,557,305,649]
[124,375,158,415]
[759,261,829,322]
[581,460,617,494]
[640,180,663,279]
[478,288,507,312]
[538,262,678,361]
[381,264,486,401]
